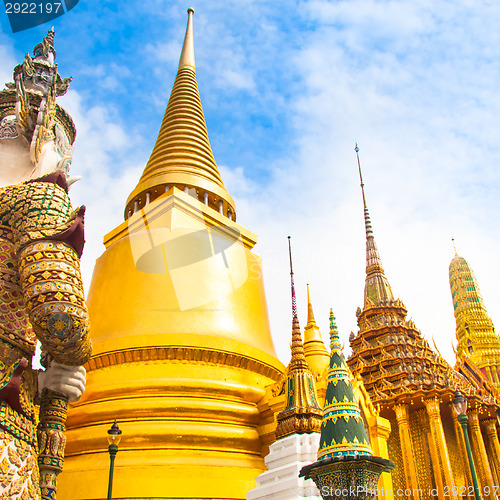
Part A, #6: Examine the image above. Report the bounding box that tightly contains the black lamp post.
[453,389,481,500]
[107,420,122,500]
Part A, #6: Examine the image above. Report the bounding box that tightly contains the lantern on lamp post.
[453,389,481,500]
[107,420,122,500]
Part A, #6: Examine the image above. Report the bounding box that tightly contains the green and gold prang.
[318,310,372,459]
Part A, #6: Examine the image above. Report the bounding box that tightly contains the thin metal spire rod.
[355,143,367,208]
[288,236,298,318]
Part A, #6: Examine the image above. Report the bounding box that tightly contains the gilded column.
[368,416,394,500]
[451,405,472,489]
[394,404,419,494]
[482,419,500,486]
[424,398,456,500]
[469,411,495,497]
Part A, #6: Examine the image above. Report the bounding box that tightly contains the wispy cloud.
[1,0,499,368]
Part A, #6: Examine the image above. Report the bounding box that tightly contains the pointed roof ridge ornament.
[354,144,394,308]
[179,8,195,70]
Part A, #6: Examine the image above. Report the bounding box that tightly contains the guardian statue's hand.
[38,362,86,403]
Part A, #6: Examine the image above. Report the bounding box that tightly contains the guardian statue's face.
[0,113,73,188]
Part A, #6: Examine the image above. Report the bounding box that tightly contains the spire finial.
[306,283,316,326]
[288,236,297,318]
[355,145,395,308]
[452,237,458,256]
[329,308,341,349]
[179,8,195,69]
[355,143,367,208]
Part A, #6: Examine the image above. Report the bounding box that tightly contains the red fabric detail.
[0,357,28,414]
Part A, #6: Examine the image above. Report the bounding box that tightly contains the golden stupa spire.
[303,284,329,377]
[125,8,235,220]
[178,8,195,69]
[355,144,394,307]
[306,284,316,326]
[275,238,322,439]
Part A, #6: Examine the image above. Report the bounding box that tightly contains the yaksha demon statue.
[0,30,92,499]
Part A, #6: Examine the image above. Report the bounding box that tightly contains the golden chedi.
[59,10,284,500]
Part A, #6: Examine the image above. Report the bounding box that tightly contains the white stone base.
[246,433,322,500]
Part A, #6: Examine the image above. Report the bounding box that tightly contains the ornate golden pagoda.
[449,249,500,388]
[58,10,284,500]
[347,145,500,498]
[275,239,322,439]
[275,313,323,438]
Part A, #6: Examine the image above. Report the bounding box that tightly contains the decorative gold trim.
[87,346,283,381]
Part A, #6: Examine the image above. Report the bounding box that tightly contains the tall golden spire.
[303,284,329,377]
[355,144,394,307]
[275,238,322,439]
[125,8,235,220]
[449,250,500,387]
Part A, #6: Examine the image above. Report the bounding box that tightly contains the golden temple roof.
[349,146,473,412]
[125,8,235,220]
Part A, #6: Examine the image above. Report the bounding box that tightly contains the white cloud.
[2,0,500,375]
[56,89,145,291]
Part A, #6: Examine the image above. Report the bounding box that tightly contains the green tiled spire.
[317,310,372,459]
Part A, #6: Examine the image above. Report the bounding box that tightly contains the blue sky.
[1,0,500,365]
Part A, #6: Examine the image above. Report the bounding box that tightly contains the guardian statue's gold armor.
[0,30,91,499]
